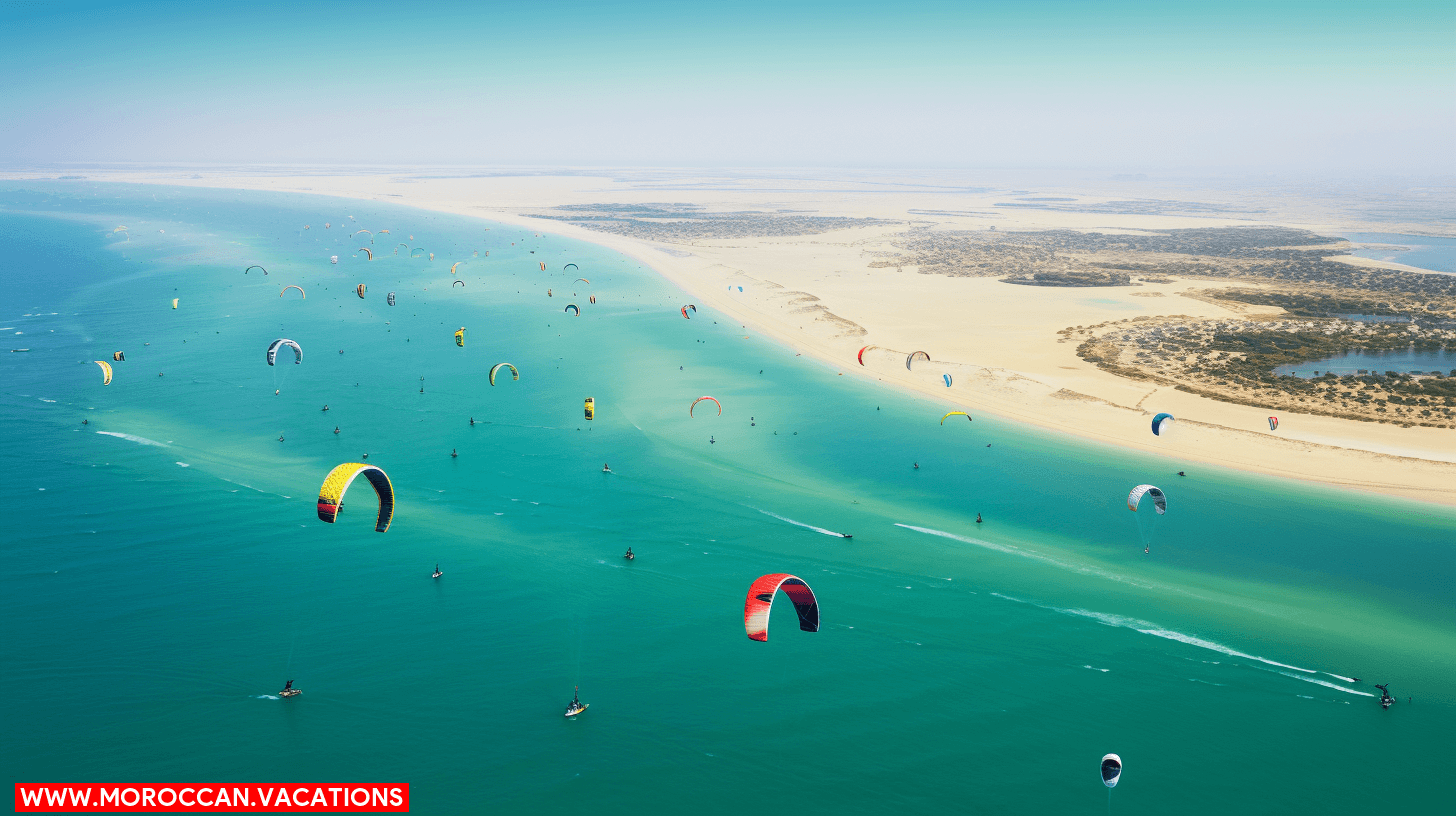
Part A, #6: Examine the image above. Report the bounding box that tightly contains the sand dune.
[32,168,1456,504]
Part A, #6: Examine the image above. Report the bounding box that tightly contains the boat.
[279,680,300,698]
[1101,754,1122,788]
[841,533,853,539]
[623,548,634,561]
[432,564,443,579]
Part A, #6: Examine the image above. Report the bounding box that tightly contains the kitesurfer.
[469,417,475,426]
[451,449,458,458]
[976,513,982,524]
[624,547,634,560]
[82,419,88,425]
[278,435,284,442]
[603,463,611,472]
[322,405,330,412]
[710,436,716,444]
[1178,471,1186,477]
[565,686,586,717]
[333,427,340,435]
[1375,683,1394,709]
[913,462,919,469]
[339,349,343,354]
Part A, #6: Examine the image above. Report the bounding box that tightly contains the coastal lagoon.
[3,183,1453,814]
[1275,348,1456,379]
[1341,232,1456,274]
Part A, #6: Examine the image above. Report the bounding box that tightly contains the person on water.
[603,463,611,472]
[275,389,280,396]
[333,426,340,434]
[913,462,919,469]
[976,513,982,523]
[624,547,633,559]
[283,680,293,691]
[709,436,715,444]
[82,419,88,425]
[1177,471,1186,477]
[469,417,475,426]
[278,435,284,442]
[322,405,329,411]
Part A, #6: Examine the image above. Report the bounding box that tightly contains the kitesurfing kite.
[690,396,721,417]
[1151,412,1174,436]
[266,338,303,366]
[316,463,395,532]
[489,363,519,386]
[744,573,820,642]
[1127,484,1166,515]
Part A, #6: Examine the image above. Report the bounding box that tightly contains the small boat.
[565,686,587,718]
[1101,754,1122,788]
[432,564,443,579]
[279,680,300,698]
[841,533,853,539]
[623,548,634,561]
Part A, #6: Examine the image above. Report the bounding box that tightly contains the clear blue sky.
[3,0,1452,172]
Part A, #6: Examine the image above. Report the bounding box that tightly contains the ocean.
[3,182,1452,814]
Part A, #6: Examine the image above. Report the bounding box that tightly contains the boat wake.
[991,593,1340,679]
[1280,672,1374,697]
[96,431,168,447]
[894,523,1158,589]
[755,508,847,537]
[1324,672,1358,683]
[255,695,280,700]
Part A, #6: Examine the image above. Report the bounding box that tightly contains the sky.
[2,0,1452,173]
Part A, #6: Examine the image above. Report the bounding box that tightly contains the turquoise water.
[1275,348,1456,378]
[1340,232,1456,274]
[3,183,1453,814]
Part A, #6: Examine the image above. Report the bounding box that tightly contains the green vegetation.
[528,203,891,241]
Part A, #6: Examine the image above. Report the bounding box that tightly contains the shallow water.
[1340,232,1456,274]
[3,183,1452,814]
[1275,348,1456,378]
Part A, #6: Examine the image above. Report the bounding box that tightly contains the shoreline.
[13,170,1456,505]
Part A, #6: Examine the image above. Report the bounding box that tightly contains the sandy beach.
[16,168,1456,503]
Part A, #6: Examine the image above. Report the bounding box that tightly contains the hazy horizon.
[3,1,1452,173]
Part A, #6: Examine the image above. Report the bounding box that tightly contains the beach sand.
[20,168,1456,503]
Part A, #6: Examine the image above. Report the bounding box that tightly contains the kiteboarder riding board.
[565,686,587,718]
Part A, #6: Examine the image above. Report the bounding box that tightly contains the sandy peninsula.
[16,167,1456,504]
